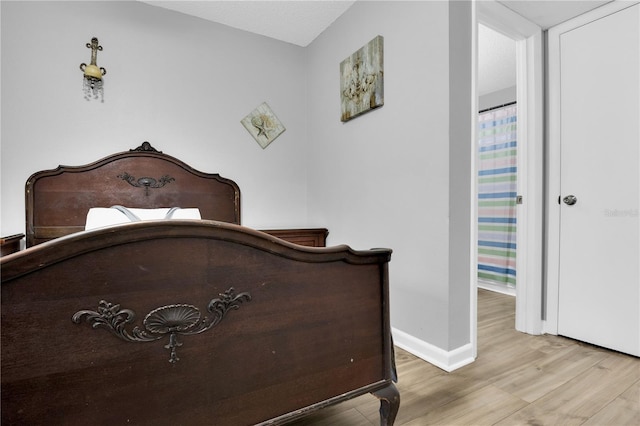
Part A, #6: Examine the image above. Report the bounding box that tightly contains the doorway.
[475,1,545,337]
[477,24,517,297]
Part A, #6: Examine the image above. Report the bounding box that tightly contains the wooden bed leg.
[372,383,400,426]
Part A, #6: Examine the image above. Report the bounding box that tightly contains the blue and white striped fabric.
[477,104,517,286]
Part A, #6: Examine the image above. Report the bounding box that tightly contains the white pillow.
[85,206,201,230]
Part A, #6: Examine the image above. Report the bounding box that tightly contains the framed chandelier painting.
[340,35,384,122]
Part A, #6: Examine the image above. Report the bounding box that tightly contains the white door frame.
[545,0,639,335]
[475,0,545,335]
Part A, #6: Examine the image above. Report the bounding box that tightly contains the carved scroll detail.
[130,141,161,153]
[72,287,251,363]
[118,172,175,196]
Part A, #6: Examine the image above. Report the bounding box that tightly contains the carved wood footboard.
[1,220,398,425]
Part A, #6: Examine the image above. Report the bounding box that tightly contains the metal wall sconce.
[79,37,107,102]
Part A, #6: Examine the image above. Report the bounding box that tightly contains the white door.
[557,4,639,356]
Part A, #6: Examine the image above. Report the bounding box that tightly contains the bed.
[1,142,398,425]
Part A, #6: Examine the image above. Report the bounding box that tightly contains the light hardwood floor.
[290,289,640,425]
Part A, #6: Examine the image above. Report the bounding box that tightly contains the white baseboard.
[392,327,475,372]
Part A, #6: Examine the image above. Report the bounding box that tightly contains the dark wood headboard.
[26,142,241,247]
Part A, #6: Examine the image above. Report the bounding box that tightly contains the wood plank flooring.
[289,289,640,425]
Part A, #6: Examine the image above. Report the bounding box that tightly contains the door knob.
[563,195,578,206]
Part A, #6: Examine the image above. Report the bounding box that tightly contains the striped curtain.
[477,104,517,287]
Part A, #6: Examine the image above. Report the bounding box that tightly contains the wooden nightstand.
[261,228,329,247]
[1,234,24,256]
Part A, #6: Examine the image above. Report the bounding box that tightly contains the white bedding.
[85,206,202,230]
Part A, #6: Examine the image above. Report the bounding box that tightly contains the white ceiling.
[498,0,611,29]
[139,1,356,47]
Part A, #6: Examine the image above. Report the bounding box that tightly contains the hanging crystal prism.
[83,76,104,102]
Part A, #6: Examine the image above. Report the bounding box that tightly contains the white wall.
[479,85,516,111]
[1,0,309,234]
[1,0,475,370]
[306,0,473,366]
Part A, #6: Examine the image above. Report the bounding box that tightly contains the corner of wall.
[448,0,474,351]
[392,327,475,372]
